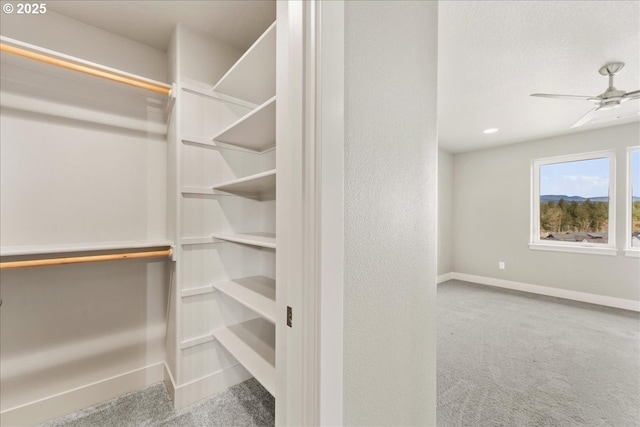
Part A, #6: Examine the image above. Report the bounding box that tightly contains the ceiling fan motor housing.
[599,62,625,76]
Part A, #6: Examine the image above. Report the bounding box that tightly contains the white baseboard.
[0,362,165,426]
[451,272,640,312]
[437,272,454,284]
[163,362,252,410]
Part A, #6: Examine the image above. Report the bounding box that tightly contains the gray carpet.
[37,280,640,426]
[438,280,640,427]
[38,378,274,427]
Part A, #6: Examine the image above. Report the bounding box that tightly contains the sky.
[540,157,610,198]
[540,152,640,198]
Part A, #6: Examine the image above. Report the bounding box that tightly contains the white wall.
[452,123,640,302]
[0,10,167,82]
[343,1,438,425]
[438,148,454,276]
[176,24,242,87]
[0,12,169,425]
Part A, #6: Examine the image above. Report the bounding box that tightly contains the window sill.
[529,243,617,256]
[623,249,640,258]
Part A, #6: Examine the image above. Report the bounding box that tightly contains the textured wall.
[452,122,640,301]
[438,148,454,276]
[344,1,438,425]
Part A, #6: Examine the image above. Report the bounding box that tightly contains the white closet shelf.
[181,186,218,196]
[212,318,276,396]
[0,36,171,101]
[213,276,276,323]
[181,135,266,155]
[212,21,276,106]
[212,96,276,152]
[212,169,276,198]
[181,81,258,110]
[0,239,173,257]
[210,232,276,249]
[180,236,218,246]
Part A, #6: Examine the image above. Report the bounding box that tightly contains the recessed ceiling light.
[483,128,499,134]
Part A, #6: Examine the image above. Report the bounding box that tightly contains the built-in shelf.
[180,333,215,350]
[213,276,276,323]
[181,186,218,196]
[0,239,173,257]
[212,318,275,396]
[181,81,257,110]
[181,135,264,154]
[212,169,276,198]
[212,97,276,152]
[212,22,276,106]
[181,284,216,298]
[180,236,219,246]
[210,232,276,249]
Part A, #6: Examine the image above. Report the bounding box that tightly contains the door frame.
[276,1,345,425]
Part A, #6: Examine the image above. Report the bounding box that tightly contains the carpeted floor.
[38,378,274,427]
[438,280,640,427]
[39,280,640,426]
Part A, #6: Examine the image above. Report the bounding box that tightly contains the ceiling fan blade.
[624,90,640,100]
[570,106,599,128]
[531,93,599,101]
[589,111,640,124]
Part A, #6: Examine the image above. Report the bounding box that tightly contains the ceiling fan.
[531,62,640,128]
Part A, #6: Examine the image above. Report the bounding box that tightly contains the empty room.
[437,2,639,426]
[0,1,638,426]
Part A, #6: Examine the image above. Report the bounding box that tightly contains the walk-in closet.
[0,2,288,425]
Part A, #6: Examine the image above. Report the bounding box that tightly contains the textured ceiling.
[46,1,276,51]
[45,1,639,153]
[438,1,640,153]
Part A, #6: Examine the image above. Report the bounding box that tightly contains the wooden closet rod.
[0,43,171,96]
[0,249,172,270]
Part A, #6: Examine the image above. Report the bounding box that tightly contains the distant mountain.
[541,195,640,203]
[540,195,608,203]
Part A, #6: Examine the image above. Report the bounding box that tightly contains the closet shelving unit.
[172,20,277,407]
[207,20,277,397]
[0,37,174,269]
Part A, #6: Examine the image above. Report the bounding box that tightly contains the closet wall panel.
[0,12,170,424]
[0,10,167,82]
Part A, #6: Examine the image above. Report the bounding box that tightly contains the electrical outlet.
[499,261,505,270]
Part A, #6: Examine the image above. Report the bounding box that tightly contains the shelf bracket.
[164,83,178,117]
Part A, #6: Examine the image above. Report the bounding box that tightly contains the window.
[530,151,616,255]
[626,147,640,256]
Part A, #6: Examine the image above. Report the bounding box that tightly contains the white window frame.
[530,150,617,256]
[625,146,640,257]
